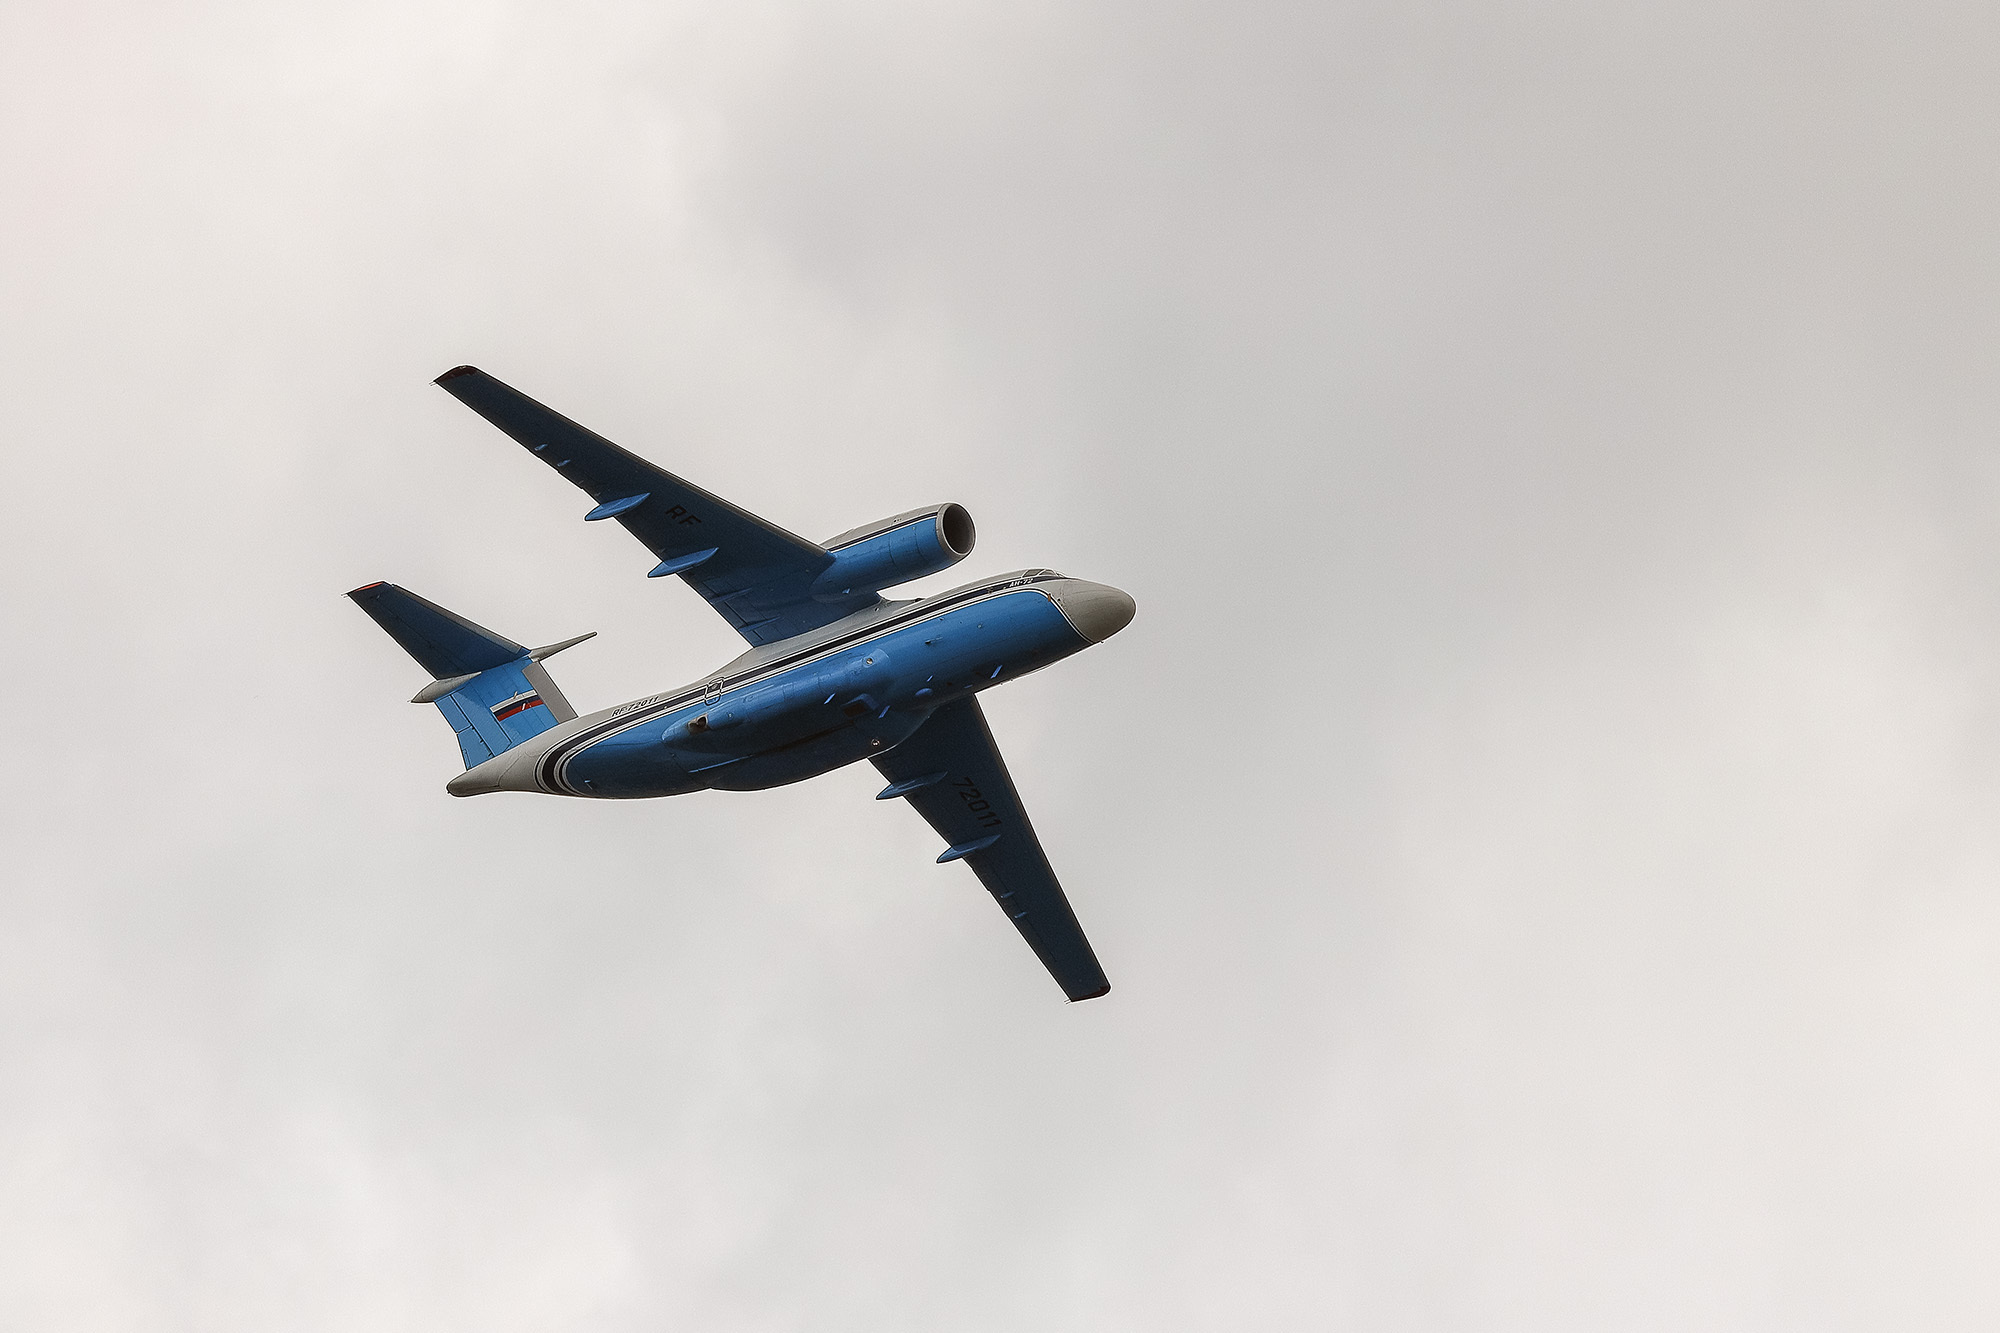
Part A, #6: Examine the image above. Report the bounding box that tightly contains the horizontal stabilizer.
[348,582,526,678]
[530,631,597,661]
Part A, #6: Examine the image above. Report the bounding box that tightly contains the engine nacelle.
[812,504,976,600]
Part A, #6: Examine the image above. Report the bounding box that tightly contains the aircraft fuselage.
[447,570,1134,800]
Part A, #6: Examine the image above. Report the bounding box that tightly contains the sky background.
[5,1,2000,1327]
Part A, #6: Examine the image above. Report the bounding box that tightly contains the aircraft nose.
[1054,580,1137,643]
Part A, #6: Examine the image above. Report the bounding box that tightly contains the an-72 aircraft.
[349,366,1136,1001]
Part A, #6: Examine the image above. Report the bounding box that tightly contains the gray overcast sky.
[4,1,1999,1327]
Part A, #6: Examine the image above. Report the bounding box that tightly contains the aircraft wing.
[872,697,1111,1001]
[435,367,877,646]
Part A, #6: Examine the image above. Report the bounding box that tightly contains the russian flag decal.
[491,690,546,722]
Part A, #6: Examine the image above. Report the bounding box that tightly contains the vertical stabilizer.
[348,582,586,769]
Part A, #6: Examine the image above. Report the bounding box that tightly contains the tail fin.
[347,582,592,769]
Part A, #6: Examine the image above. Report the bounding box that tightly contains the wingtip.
[346,580,389,599]
[434,365,480,385]
[1068,981,1112,1002]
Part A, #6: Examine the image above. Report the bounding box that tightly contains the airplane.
[348,366,1136,1001]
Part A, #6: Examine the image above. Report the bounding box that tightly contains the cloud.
[3,0,1998,1327]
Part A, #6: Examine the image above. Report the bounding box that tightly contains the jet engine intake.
[812,504,974,600]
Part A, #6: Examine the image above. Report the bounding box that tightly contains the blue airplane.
[349,367,1135,1001]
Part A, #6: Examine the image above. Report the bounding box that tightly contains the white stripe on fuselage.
[542,576,1061,793]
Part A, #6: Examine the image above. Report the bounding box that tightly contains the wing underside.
[872,697,1111,1001]
[435,367,878,645]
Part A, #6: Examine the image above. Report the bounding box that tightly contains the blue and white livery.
[349,367,1135,1001]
